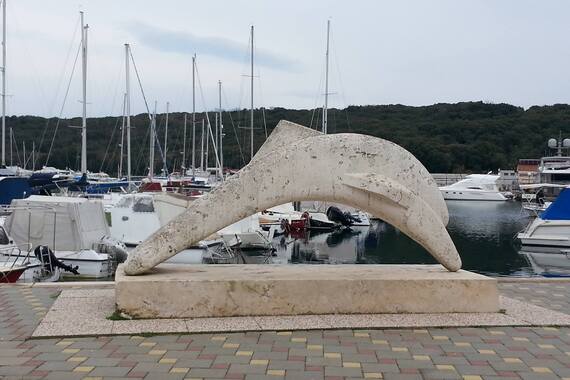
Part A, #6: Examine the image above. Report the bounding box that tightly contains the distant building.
[517,159,540,185]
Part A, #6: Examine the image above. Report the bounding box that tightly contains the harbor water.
[265,201,538,277]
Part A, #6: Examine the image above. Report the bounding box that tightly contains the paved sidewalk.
[0,281,569,379]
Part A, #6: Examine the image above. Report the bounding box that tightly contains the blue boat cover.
[542,188,570,220]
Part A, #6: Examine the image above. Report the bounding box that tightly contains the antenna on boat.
[149,100,156,179]
[322,19,330,135]
[80,11,88,174]
[1,0,6,166]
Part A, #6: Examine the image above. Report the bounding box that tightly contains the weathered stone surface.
[115,264,499,318]
[124,121,461,274]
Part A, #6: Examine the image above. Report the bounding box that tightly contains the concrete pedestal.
[115,264,500,319]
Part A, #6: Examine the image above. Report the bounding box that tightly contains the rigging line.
[309,59,325,129]
[330,28,351,131]
[222,87,246,166]
[135,121,151,176]
[37,14,81,155]
[194,61,221,170]
[99,114,122,172]
[128,49,152,120]
[45,41,82,167]
[253,42,268,138]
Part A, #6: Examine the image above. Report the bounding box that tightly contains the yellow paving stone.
[82,377,103,380]
[343,362,361,368]
[478,349,495,355]
[223,343,240,349]
[291,337,307,343]
[56,340,74,346]
[392,347,408,352]
[148,349,167,356]
[236,351,253,356]
[455,342,471,347]
[324,352,341,359]
[566,352,570,356]
[130,336,144,340]
[413,355,430,361]
[276,331,292,336]
[543,327,558,331]
[73,366,94,373]
[267,369,286,376]
[462,376,482,380]
[413,329,429,334]
[372,339,388,345]
[513,337,529,341]
[159,358,177,364]
[532,367,553,373]
[211,336,226,341]
[354,332,369,337]
[436,365,456,371]
[307,344,323,350]
[62,348,80,354]
[538,344,555,349]
[504,358,522,363]
[364,373,383,379]
[67,356,87,363]
[170,367,189,374]
[251,359,269,366]
[139,342,156,347]
[489,331,505,335]
[433,335,449,340]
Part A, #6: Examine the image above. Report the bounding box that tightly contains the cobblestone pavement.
[0,281,570,380]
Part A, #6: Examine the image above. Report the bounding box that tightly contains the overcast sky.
[7,0,570,117]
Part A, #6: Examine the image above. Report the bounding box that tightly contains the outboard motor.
[34,245,79,275]
[94,236,129,263]
[326,206,361,227]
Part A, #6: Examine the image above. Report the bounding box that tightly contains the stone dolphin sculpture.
[124,120,461,275]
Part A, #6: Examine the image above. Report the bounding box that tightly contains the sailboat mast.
[119,92,126,178]
[200,119,204,171]
[125,44,131,183]
[218,80,223,180]
[250,25,254,161]
[164,101,169,172]
[1,0,5,166]
[323,19,330,135]
[80,11,88,174]
[191,54,196,177]
[149,101,156,179]
[182,113,187,174]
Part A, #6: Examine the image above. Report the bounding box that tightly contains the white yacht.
[518,187,570,249]
[439,174,508,201]
[4,196,126,278]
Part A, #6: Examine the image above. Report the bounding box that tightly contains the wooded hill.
[6,101,570,176]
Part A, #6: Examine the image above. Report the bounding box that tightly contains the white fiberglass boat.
[518,187,570,249]
[109,192,271,252]
[440,174,508,201]
[4,196,126,279]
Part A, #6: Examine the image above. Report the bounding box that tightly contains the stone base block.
[115,264,500,318]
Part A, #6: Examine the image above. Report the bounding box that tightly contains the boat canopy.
[542,188,570,220]
[5,195,109,251]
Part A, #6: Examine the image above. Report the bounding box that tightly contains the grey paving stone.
[324,366,362,377]
[188,368,229,377]
[89,365,132,377]
[228,363,268,374]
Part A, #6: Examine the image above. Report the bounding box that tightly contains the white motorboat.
[109,192,271,252]
[518,187,570,249]
[4,196,126,279]
[439,174,509,201]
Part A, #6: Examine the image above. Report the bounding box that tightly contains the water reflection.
[253,201,539,277]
